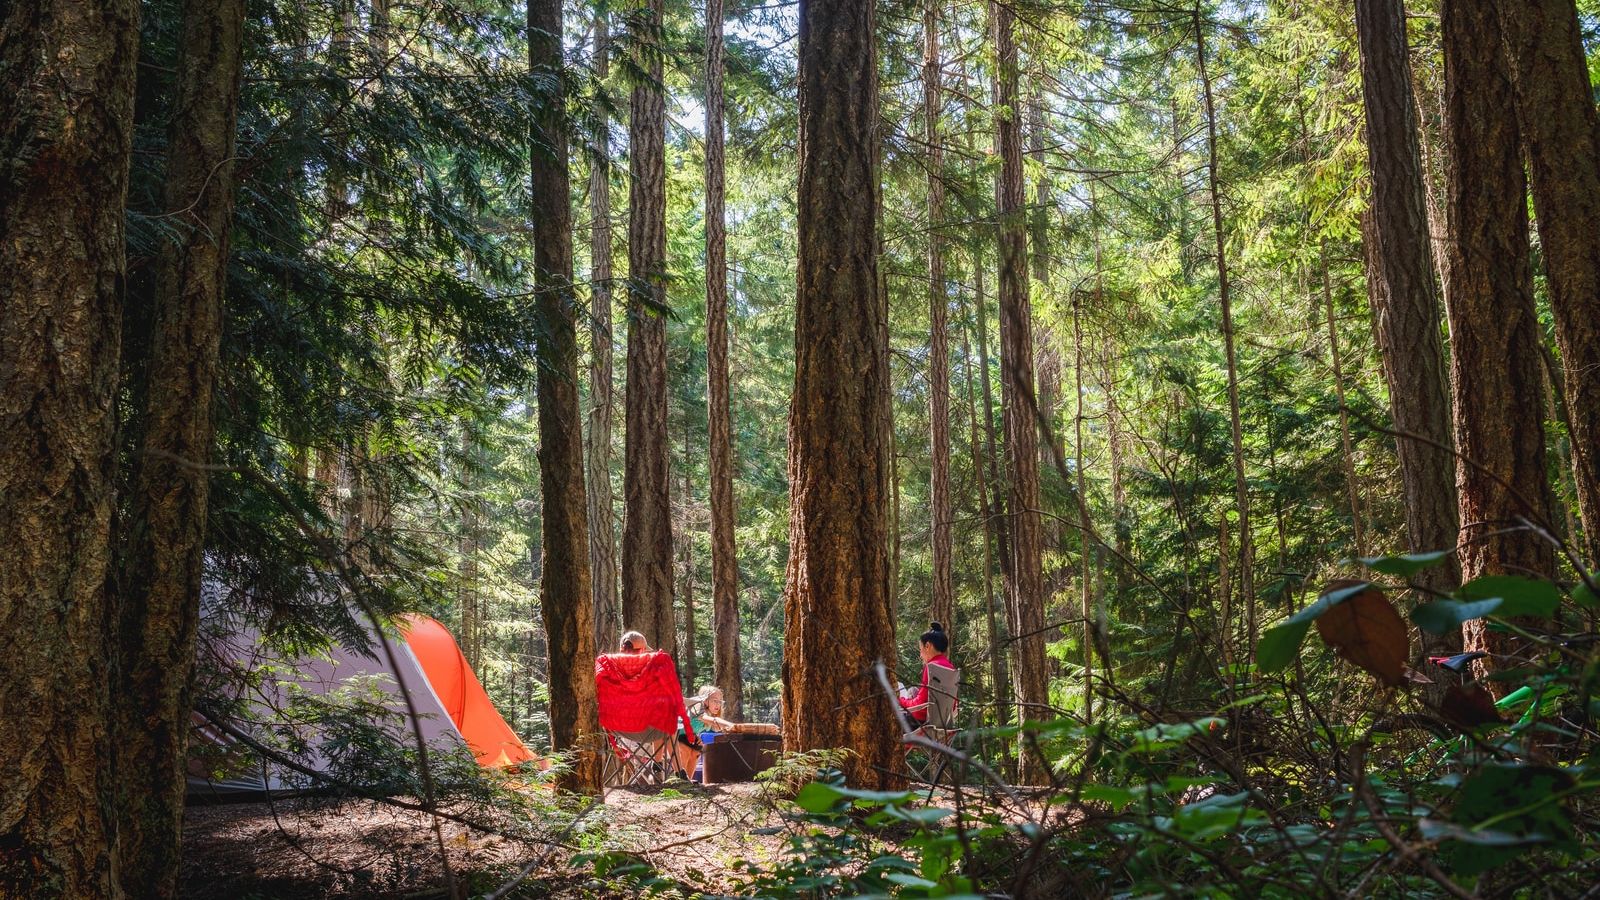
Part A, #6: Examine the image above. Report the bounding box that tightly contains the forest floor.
[180,781,793,898]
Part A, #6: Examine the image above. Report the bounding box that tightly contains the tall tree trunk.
[958,284,1012,733]
[782,0,900,789]
[704,0,743,717]
[1028,88,1050,284]
[1321,243,1364,556]
[1073,290,1095,723]
[991,0,1049,783]
[586,10,621,656]
[1029,89,1063,563]
[460,428,482,669]
[530,0,602,794]
[974,261,1012,592]
[1497,0,1600,570]
[0,1,138,895]
[1439,0,1557,661]
[1103,340,1131,601]
[682,419,698,689]
[1195,7,1256,652]
[623,0,676,658]
[924,0,954,631]
[1354,0,1461,596]
[112,0,245,892]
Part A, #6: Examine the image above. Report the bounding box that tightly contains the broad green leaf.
[1256,621,1311,673]
[1419,818,1545,847]
[793,782,846,813]
[1256,581,1373,672]
[1412,598,1504,635]
[1355,549,1453,578]
[1130,717,1225,753]
[832,785,917,805]
[1458,575,1561,618]
[1443,763,1577,875]
[886,805,954,826]
[1080,784,1141,809]
[1572,576,1599,610]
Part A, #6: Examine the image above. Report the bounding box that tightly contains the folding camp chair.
[602,727,677,787]
[595,651,695,788]
[903,665,960,792]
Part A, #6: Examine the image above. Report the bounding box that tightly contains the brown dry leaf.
[1440,683,1504,730]
[1313,580,1409,687]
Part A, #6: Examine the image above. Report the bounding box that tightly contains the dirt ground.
[180,782,792,899]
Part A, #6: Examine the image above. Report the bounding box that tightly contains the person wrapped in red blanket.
[594,632,698,778]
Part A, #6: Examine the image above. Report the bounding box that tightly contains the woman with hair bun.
[898,622,955,723]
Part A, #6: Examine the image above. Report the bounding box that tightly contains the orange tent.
[400,615,538,768]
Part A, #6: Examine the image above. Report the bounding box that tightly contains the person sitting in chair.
[676,685,735,780]
[899,622,955,724]
[601,624,697,778]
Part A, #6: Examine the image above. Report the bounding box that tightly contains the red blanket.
[595,652,693,737]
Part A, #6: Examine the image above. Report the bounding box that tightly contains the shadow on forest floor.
[181,781,790,898]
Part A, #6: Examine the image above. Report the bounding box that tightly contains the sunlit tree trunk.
[0,1,138,895]
[586,9,621,656]
[1103,341,1131,601]
[1320,243,1364,557]
[1073,290,1095,723]
[1194,7,1256,653]
[991,0,1049,783]
[681,419,698,689]
[530,0,602,794]
[705,0,743,716]
[782,0,900,789]
[958,283,1012,734]
[1497,0,1600,570]
[1439,0,1557,661]
[924,0,954,631]
[1354,0,1461,597]
[113,0,245,891]
[623,0,676,658]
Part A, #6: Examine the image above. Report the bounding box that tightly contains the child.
[676,686,735,780]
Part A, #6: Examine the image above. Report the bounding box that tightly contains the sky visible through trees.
[6,0,1600,896]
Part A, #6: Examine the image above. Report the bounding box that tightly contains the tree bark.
[991,0,1050,783]
[782,0,900,789]
[623,0,676,659]
[1439,0,1557,658]
[681,419,698,689]
[1497,0,1600,570]
[704,0,743,717]
[530,0,602,794]
[0,1,138,895]
[957,282,1012,734]
[924,0,954,631]
[1354,0,1461,596]
[1321,243,1364,557]
[586,9,621,657]
[1073,290,1095,723]
[1195,7,1256,652]
[112,0,245,892]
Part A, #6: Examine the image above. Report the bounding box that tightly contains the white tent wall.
[187,597,469,803]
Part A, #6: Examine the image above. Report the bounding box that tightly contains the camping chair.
[602,727,677,787]
[903,665,960,793]
[594,651,696,788]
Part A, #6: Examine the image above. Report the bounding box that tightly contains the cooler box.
[702,735,781,784]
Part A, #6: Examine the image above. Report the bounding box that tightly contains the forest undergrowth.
[188,544,1600,898]
[561,551,1600,898]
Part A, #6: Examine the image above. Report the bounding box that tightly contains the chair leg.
[925,756,948,803]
